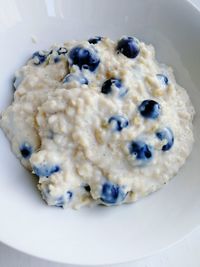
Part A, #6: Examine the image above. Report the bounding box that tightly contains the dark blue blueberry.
[156,127,174,151]
[101,78,121,94]
[68,46,100,72]
[57,47,68,55]
[108,115,129,132]
[63,73,88,85]
[84,184,91,192]
[88,36,102,44]
[48,49,54,55]
[54,57,60,63]
[32,51,47,65]
[20,143,32,159]
[138,100,161,119]
[129,140,154,162]
[101,78,127,97]
[55,196,64,207]
[116,37,140,59]
[100,182,127,205]
[156,74,169,86]
[12,76,17,91]
[33,164,60,177]
[55,191,73,207]
[67,191,73,199]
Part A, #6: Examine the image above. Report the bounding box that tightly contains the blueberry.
[32,51,48,65]
[63,73,88,85]
[68,46,100,72]
[33,164,60,177]
[54,57,60,63]
[48,48,67,63]
[129,140,154,163]
[84,184,91,192]
[108,115,129,132]
[57,47,68,55]
[67,191,73,199]
[156,127,174,151]
[100,182,127,205]
[101,78,127,97]
[20,142,32,159]
[55,191,73,207]
[88,36,102,44]
[55,196,64,207]
[116,37,140,59]
[138,100,161,119]
[156,74,169,86]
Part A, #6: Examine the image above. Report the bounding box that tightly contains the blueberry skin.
[156,127,174,151]
[100,182,127,205]
[101,78,121,94]
[84,184,91,192]
[108,115,129,132]
[55,191,73,207]
[63,73,88,85]
[20,143,32,159]
[33,164,60,177]
[129,140,154,162]
[32,51,47,65]
[138,100,161,119]
[55,196,64,207]
[67,191,73,199]
[54,57,60,63]
[116,37,140,59]
[68,46,100,72]
[88,36,102,44]
[156,74,169,86]
[101,78,127,97]
[49,48,67,63]
[57,47,68,55]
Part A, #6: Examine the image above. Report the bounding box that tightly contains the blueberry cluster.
[31,47,68,66]
[26,37,175,207]
[32,50,49,65]
[106,96,174,168]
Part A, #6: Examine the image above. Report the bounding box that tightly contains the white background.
[1,0,200,266]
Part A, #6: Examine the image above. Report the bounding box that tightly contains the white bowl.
[0,0,200,265]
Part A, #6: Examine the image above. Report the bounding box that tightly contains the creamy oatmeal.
[0,36,195,209]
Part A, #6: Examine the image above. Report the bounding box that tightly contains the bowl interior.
[0,0,200,265]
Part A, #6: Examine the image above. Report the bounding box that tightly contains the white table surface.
[1,0,200,266]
